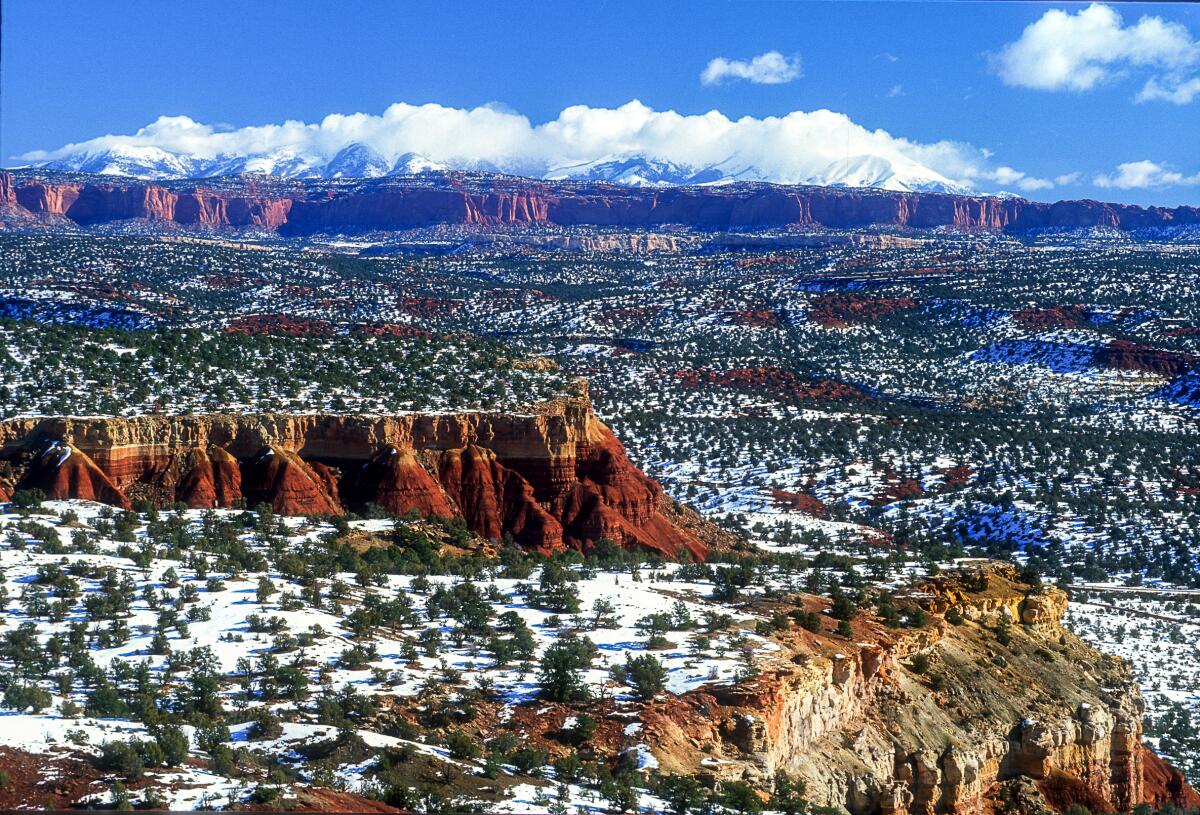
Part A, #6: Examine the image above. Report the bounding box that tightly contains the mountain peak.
[390,152,449,176]
[23,145,970,194]
[817,154,967,194]
[326,143,390,178]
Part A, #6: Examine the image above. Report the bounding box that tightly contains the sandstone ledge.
[0,395,711,559]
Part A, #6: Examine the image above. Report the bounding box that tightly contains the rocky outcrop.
[9,173,293,229]
[673,367,873,403]
[1096,340,1198,379]
[3,170,1198,235]
[176,447,241,508]
[1142,746,1200,811]
[437,445,562,550]
[19,441,131,509]
[240,447,342,516]
[345,445,455,519]
[640,566,1192,815]
[0,392,709,559]
[808,294,919,328]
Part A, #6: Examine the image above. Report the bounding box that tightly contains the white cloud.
[18,99,1039,192]
[987,165,1055,192]
[1054,172,1082,186]
[994,3,1200,102]
[700,51,802,85]
[1093,160,1200,189]
[1137,75,1200,104]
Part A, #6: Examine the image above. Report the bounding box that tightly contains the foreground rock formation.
[3,169,1199,235]
[0,392,710,559]
[638,566,1198,815]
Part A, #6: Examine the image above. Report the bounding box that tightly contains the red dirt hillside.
[1142,746,1200,811]
[807,293,918,328]
[674,366,871,403]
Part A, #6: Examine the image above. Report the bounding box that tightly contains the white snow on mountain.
[30,146,974,193]
[389,151,450,176]
[814,154,969,194]
[41,144,201,179]
[547,156,711,187]
[322,143,390,178]
[15,100,1037,193]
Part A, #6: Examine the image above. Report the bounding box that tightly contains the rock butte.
[3,170,1199,234]
[0,392,708,560]
[639,566,1199,815]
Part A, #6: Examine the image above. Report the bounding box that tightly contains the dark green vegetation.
[0,319,569,416]
[2,231,1200,788]
[3,233,1198,587]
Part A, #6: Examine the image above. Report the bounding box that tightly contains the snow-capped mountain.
[389,152,450,176]
[545,153,966,193]
[814,155,967,194]
[40,145,202,178]
[24,146,968,193]
[547,157,713,187]
[228,148,325,178]
[325,144,391,178]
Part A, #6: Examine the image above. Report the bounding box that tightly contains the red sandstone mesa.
[21,441,131,508]
[176,447,242,508]
[5,170,1200,234]
[0,394,707,560]
[346,445,456,519]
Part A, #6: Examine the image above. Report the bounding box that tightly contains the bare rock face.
[177,447,242,509]
[437,444,564,552]
[4,170,1199,235]
[240,447,342,516]
[0,393,708,559]
[17,442,131,508]
[639,566,1194,815]
[345,445,455,519]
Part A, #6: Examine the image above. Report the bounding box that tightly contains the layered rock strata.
[641,566,1194,815]
[0,393,706,559]
[4,170,1198,235]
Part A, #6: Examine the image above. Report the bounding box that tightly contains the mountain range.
[20,142,967,194]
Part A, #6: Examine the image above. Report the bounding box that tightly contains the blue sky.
[3,0,1199,205]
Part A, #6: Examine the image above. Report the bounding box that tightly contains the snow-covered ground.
[1065,589,1200,780]
[0,499,787,810]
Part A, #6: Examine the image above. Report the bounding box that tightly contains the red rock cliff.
[0,394,707,560]
[4,171,1197,234]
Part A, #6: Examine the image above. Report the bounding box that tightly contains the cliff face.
[9,174,294,229]
[0,395,707,559]
[3,170,1197,234]
[641,566,1196,815]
